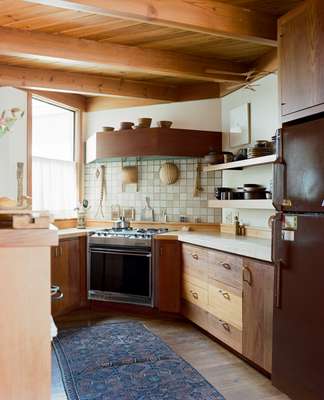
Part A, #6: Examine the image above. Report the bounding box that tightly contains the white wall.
[221,74,279,227]
[0,87,28,200]
[85,99,223,224]
[86,98,222,139]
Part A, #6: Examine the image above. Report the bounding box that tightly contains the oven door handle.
[90,248,151,257]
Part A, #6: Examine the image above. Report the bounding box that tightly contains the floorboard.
[51,309,290,400]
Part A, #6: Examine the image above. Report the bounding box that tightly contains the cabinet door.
[154,239,181,313]
[242,259,274,372]
[51,237,86,317]
[279,0,324,118]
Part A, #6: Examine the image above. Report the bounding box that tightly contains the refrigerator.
[272,113,324,400]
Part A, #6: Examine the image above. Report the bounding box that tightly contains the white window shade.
[32,98,78,217]
[32,157,77,217]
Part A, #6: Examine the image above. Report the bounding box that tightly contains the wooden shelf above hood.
[86,128,222,163]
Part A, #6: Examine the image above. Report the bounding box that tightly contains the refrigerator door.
[278,115,324,212]
[272,213,324,400]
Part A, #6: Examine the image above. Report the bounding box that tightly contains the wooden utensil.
[141,197,154,221]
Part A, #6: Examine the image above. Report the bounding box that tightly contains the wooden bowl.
[103,126,114,132]
[157,120,173,128]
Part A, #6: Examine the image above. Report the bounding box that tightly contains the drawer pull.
[243,266,253,286]
[191,253,199,260]
[222,322,231,332]
[221,262,231,270]
[190,290,199,299]
[219,289,231,301]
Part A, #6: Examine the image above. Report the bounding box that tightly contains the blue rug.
[53,321,225,400]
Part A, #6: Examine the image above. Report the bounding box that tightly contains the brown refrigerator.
[272,114,324,400]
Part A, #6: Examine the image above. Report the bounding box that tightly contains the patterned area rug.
[53,321,225,400]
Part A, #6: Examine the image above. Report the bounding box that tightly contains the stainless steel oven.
[88,245,153,306]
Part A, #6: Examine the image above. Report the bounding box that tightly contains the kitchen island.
[0,227,58,400]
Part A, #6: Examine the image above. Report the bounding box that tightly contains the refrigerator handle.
[272,213,283,309]
[274,260,282,309]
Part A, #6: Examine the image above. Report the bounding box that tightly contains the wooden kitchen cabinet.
[279,0,324,121]
[242,258,274,373]
[154,239,181,313]
[181,243,274,371]
[51,236,87,317]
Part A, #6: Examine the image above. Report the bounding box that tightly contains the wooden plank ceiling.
[0,0,302,108]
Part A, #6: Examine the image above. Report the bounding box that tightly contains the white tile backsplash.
[84,158,222,223]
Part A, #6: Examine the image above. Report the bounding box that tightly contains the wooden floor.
[52,309,290,400]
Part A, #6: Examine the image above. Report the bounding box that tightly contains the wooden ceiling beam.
[0,64,222,102]
[0,64,179,100]
[25,0,277,46]
[0,26,247,83]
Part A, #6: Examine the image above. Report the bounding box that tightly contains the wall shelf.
[203,154,277,172]
[208,199,275,210]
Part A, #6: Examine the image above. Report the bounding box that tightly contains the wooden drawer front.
[208,249,243,290]
[182,278,208,309]
[207,314,242,354]
[208,281,242,330]
[182,243,209,282]
[181,300,209,332]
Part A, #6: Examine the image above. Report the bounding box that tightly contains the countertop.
[156,231,272,262]
[57,227,272,262]
[0,225,58,247]
[57,227,93,239]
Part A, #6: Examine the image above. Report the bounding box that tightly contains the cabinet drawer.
[207,314,242,354]
[208,249,243,290]
[182,243,209,282]
[208,280,242,330]
[181,300,209,332]
[182,278,208,309]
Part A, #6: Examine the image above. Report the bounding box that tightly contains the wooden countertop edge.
[154,234,179,241]
[0,225,58,247]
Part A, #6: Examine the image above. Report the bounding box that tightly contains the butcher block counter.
[0,227,58,400]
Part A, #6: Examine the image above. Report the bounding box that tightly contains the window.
[32,98,78,217]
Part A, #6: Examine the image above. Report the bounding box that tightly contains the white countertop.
[178,231,272,262]
[57,227,272,262]
[57,227,93,239]
[156,230,272,262]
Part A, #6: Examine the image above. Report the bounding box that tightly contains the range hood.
[86,128,222,163]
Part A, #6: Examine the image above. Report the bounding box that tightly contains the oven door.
[88,247,153,306]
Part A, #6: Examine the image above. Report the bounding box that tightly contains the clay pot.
[120,122,134,130]
[159,162,179,185]
[157,120,173,128]
[136,118,152,128]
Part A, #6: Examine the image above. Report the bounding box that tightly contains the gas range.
[89,227,168,249]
